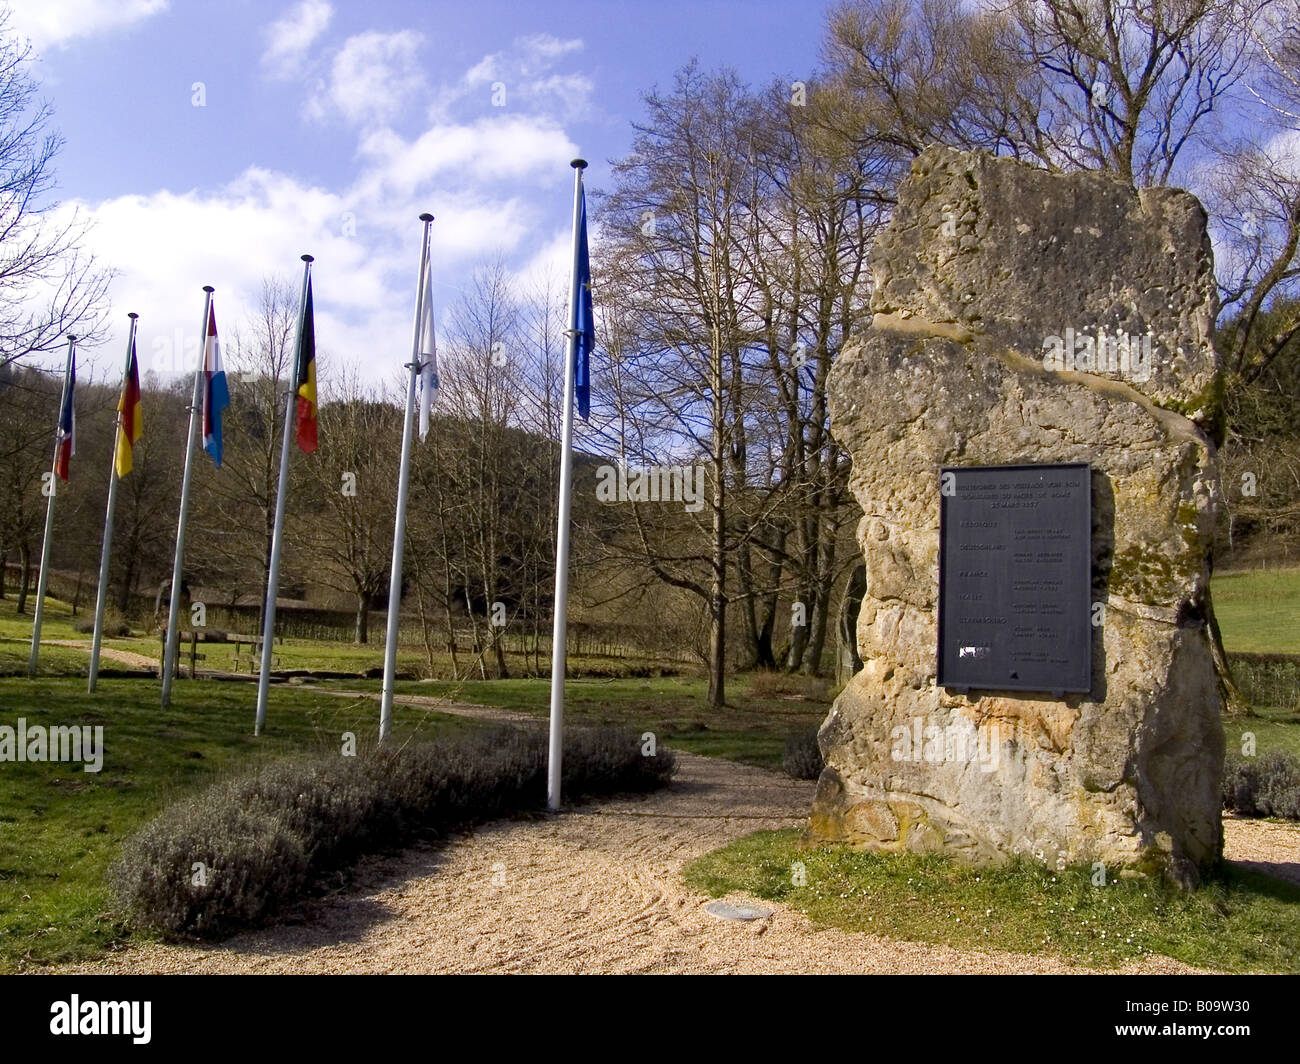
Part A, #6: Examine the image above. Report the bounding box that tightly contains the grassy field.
[684,830,1300,972]
[0,594,95,676]
[386,671,831,770]
[2,592,688,680]
[0,676,478,972]
[1213,566,1300,655]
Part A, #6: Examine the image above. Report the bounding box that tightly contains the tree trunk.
[1206,589,1248,718]
[786,573,812,670]
[412,564,437,678]
[708,579,727,707]
[16,542,31,614]
[708,468,727,708]
[753,526,786,669]
[493,631,509,679]
[117,549,137,613]
[354,596,369,644]
[804,586,829,676]
[802,525,839,675]
[735,542,765,668]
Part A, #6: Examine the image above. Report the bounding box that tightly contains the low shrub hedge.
[782,727,824,780]
[1223,751,1300,821]
[112,725,675,939]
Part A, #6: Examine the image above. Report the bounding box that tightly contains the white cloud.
[262,0,332,79]
[43,20,593,388]
[356,116,579,196]
[466,34,584,85]
[5,0,168,51]
[71,170,383,381]
[69,147,553,387]
[439,33,591,121]
[308,29,425,126]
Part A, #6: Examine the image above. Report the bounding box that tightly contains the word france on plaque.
[937,462,1091,695]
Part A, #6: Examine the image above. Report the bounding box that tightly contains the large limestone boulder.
[814,146,1225,883]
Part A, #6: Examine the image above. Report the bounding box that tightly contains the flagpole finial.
[127,312,138,320]
[571,158,587,170]
[202,285,214,294]
[419,212,434,223]
[301,254,314,263]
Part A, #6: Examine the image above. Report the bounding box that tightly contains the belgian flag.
[113,337,143,477]
[295,277,317,453]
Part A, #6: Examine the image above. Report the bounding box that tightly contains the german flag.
[295,277,317,454]
[114,337,142,477]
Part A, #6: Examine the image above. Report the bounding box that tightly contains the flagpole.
[161,288,213,707]
[379,213,434,743]
[547,158,587,812]
[255,254,313,736]
[88,313,139,692]
[27,334,77,678]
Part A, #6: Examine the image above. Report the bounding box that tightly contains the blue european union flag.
[574,187,594,419]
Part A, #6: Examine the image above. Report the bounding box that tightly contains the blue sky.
[8,0,829,386]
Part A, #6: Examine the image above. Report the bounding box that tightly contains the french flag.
[201,303,229,467]
[53,351,76,481]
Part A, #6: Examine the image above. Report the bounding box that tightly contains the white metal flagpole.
[27,334,77,678]
[89,313,139,692]
[161,287,213,707]
[379,213,434,743]
[255,254,313,736]
[546,158,587,812]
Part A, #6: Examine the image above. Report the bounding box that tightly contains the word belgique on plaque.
[937,463,1091,695]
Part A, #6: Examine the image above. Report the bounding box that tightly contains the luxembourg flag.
[201,303,229,467]
[53,350,76,481]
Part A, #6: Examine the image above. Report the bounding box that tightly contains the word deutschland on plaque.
[938,463,1091,694]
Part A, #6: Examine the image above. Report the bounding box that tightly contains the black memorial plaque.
[937,462,1091,694]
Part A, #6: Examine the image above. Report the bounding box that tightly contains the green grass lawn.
[0,676,478,972]
[0,593,92,676]
[384,672,832,771]
[684,830,1300,973]
[1213,566,1300,655]
[1223,708,1300,760]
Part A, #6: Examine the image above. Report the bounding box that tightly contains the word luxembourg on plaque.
[937,463,1092,695]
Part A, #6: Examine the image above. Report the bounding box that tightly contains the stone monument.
[813,145,1225,885]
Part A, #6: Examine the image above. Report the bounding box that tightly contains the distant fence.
[8,567,697,663]
[111,595,695,663]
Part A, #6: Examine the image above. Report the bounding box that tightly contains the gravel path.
[44,639,156,671]
[61,747,1300,976]
[1224,814,1300,887]
[322,688,543,727]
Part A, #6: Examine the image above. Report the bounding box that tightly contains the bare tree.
[0,11,110,366]
[823,0,1261,186]
[302,371,398,643]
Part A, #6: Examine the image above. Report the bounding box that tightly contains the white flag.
[417,256,438,441]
